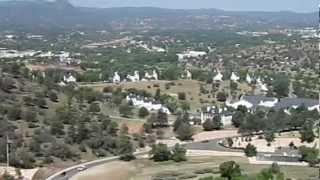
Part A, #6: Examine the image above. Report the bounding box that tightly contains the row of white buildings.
[126,94,171,114]
[213,71,269,91]
[113,70,159,83]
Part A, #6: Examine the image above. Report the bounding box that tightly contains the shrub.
[178,92,186,100]
[119,103,133,117]
[219,161,242,180]
[7,106,22,121]
[244,143,257,157]
[48,91,59,102]
[176,123,194,141]
[103,86,113,93]
[88,103,101,113]
[299,146,319,166]
[150,143,172,162]
[139,107,149,118]
[171,144,187,162]
[216,92,227,102]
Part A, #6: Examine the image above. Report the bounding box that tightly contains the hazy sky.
[67,0,319,12]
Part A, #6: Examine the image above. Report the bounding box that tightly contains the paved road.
[185,138,242,152]
[47,152,148,180]
[47,138,241,180]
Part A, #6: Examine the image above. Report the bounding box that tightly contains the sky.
[66,0,319,12]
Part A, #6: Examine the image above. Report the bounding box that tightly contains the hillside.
[0,62,141,170]
[0,0,317,31]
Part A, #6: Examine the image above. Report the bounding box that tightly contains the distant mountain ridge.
[0,0,317,31]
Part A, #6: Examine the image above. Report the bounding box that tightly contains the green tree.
[117,135,135,161]
[88,103,101,113]
[162,66,180,80]
[138,107,149,118]
[7,106,22,121]
[230,81,238,92]
[77,122,89,143]
[216,92,227,102]
[171,143,187,162]
[154,88,161,101]
[256,163,284,180]
[173,113,189,131]
[10,149,35,169]
[264,131,275,144]
[176,122,194,141]
[299,146,319,166]
[154,110,169,128]
[203,115,223,131]
[244,143,257,157]
[219,161,242,180]
[180,101,190,113]
[226,137,234,147]
[232,111,245,128]
[48,91,59,102]
[178,92,186,100]
[22,109,37,122]
[272,76,289,98]
[299,121,315,143]
[50,118,65,136]
[119,103,133,117]
[203,119,215,131]
[150,143,172,162]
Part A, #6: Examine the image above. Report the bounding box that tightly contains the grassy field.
[82,80,215,110]
[81,79,252,111]
[71,156,318,180]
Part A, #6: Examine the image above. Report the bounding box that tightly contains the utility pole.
[318,3,320,179]
[6,135,10,172]
[318,92,320,179]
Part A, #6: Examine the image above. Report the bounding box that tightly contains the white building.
[143,70,158,81]
[177,50,207,61]
[246,74,252,84]
[63,75,77,83]
[152,46,166,53]
[152,70,158,80]
[126,94,171,114]
[226,95,319,113]
[213,71,223,82]
[186,70,192,80]
[113,72,121,83]
[230,72,240,82]
[127,71,140,82]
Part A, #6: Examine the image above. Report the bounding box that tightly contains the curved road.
[47,138,239,180]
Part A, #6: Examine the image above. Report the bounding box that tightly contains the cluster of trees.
[150,143,187,162]
[144,110,169,132]
[244,143,257,157]
[200,162,284,180]
[173,113,194,141]
[299,146,319,167]
[0,65,143,168]
[202,115,223,131]
[232,105,319,143]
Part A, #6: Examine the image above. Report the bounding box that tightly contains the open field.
[80,80,213,110]
[81,79,253,111]
[71,156,318,180]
